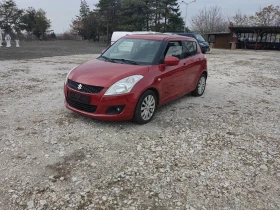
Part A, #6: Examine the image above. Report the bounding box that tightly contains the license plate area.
[68,91,90,104]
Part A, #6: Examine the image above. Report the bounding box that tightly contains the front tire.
[192,74,207,96]
[133,90,157,124]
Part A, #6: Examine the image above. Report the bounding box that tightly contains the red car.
[64,34,207,124]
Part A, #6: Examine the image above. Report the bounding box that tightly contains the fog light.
[106,105,125,115]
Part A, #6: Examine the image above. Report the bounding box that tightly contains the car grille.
[66,97,97,113]
[67,79,104,94]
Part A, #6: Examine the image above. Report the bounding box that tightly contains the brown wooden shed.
[205,26,280,50]
[204,32,231,49]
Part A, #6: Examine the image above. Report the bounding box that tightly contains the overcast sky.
[15,0,280,33]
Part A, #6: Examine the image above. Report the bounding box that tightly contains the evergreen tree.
[119,0,149,31]
[150,0,183,32]
[71,0,184,40]
[79,0,90,18]
[72,0,97,40]
[96,0,121,31]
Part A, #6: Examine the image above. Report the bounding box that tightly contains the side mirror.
[164,56,180,66]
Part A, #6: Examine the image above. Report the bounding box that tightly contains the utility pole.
[182,0,196,33]
[0,28,5,47]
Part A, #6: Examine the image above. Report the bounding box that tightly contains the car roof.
[123,34,196,41]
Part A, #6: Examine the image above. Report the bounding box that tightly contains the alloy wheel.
[197,76,206,95]
[140,95,156,121]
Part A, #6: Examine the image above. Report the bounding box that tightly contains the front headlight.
[105,75,143,96]
[65,66,78,84]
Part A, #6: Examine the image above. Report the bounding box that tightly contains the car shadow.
[63,92,198,130]
[71,93,195,127]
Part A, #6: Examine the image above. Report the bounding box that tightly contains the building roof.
[229,26,280,34]
[203,26,280,35]
[204,32,230,35]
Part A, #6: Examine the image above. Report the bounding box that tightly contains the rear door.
[182,41,202,91]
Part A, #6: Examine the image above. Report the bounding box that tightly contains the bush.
[56,32,80,40]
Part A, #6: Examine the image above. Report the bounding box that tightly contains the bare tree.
[230,9,250,26]
[191,6,228,34]
[249,5,280,26]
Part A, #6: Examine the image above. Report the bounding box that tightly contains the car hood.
[68,59,149,87]
[200,41,209,46]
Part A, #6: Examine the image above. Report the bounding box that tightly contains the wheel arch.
[145,87,160,107]
[132,87,159,124]
[202,71,208,79]
[132,86,160,115]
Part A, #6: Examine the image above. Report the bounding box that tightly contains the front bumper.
[64,86,140,121]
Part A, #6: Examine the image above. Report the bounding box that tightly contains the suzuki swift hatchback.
[64,34,207,124]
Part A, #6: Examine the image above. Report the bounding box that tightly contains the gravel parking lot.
[0,41,279,210]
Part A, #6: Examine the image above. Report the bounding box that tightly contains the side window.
[164,41,183,59]
[183,41,197,58]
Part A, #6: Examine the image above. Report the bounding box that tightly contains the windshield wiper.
[111,58,139,65]
[99,55,117,63]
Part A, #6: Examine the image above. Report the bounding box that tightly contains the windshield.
[194,34,206,42]
[99,38,162,65]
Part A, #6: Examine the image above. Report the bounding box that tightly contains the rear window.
[117,40,134,52]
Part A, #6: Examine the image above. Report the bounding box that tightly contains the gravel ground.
[0,44,280,209]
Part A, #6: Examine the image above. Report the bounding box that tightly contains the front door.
[160,41,185,103]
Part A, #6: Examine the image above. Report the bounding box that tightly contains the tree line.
[0,0,51,39]
[71,0,185,41]
[1,0,278,41]
[72,1,280,41]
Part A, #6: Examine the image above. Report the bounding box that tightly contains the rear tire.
[133,90,157,124]
[192,74,207,96]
